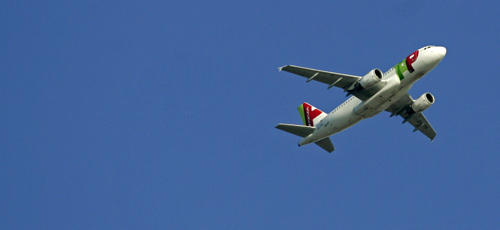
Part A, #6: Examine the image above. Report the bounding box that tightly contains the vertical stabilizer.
[297,102,327,127]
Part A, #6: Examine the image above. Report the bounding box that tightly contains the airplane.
[276,45,447,153]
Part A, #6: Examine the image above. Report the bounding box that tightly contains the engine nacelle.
[359,69,383,89]
[411,93,435,113]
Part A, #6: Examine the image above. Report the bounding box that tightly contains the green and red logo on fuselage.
[395,50,419,80]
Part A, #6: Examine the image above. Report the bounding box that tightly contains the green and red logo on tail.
[298,102,327,127]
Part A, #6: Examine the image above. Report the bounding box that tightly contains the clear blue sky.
[1,1,499,229]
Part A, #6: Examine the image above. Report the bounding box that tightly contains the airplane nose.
[436,46,447,59]
[426,46,447,66]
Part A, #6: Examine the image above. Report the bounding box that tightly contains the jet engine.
[359,69,383,89]
[411,93,435,113]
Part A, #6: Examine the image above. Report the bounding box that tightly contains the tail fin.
[298,102,327,127]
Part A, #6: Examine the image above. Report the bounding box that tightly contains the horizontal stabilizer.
[315,137,335,153]
[275,123,315,137]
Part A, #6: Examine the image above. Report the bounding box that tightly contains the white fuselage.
[298,46,447,146]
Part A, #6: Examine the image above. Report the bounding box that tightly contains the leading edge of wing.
[279,65,360,89]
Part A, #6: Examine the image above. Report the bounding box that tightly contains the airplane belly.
[304,103,363,145]
[330,101,363,134]
[353,77,401,118]
[362,85,410,117]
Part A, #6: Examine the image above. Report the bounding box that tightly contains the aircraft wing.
[279,65,361,90]
[385,93,437,141]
